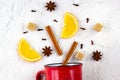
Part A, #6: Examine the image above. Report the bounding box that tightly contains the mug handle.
[36,70,46,80]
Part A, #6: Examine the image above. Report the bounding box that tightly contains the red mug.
[36,62,83,80]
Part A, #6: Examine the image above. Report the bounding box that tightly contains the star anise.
[92,50,102,61]
[42,46,53,57]
[45,1,56,12]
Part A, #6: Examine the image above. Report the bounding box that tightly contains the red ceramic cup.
[36,62,82,80]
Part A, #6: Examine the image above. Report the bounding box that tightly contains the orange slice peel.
[18,38,42,62]
[61,12,78,38]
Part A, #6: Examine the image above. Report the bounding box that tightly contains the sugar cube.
[27,22,37,31]
[93,23,103,32]
[75,51,84,60]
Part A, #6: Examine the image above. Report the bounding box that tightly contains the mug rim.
[45,62,82,67]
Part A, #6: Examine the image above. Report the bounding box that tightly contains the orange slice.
[18,38,42,62]
[61,12,78,38]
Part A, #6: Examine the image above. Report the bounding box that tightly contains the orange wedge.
[61,12,78,38]
[18,38,42,62]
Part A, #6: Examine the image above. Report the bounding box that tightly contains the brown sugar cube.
[93,23,103,32]
[27,22,37,31]
[75,51,84,60]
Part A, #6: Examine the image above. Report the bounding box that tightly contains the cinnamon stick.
[45,26,63,56]
[62,41,78,65]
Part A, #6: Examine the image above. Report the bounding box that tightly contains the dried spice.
[23,31,28,34]
[73,4,79,7]
[91,40,94,45]
[80,44,83,49]
[37,29,44,31]
[62,41,78,65]
[92,50,102,61]
[86,18,89,23]
[45,1,56,12]
[53,19,58,22]
[42,38,47,41]
[80,27,86,30]
[45,26,63,56]
[31,10,36,12]
[42,46,53,57]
